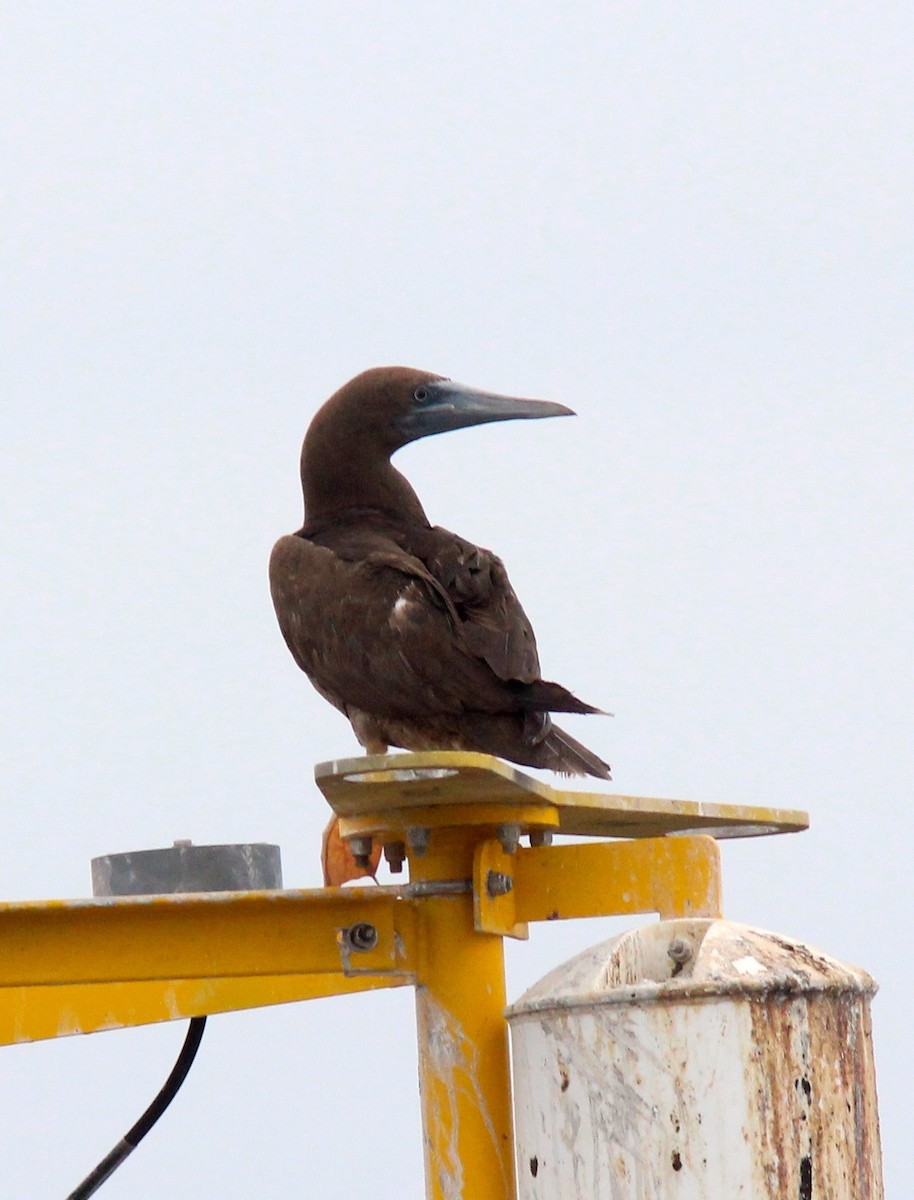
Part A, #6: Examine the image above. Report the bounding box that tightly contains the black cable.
[66,1016,207,1200]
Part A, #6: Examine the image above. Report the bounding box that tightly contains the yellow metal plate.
[473,840,528,941]
[316,751,808,839]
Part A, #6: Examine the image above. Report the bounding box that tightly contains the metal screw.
[667,937,693,965]
[383,842,406,873]
[342,922,379,952]
[529,830,553,847]
[406,827,430,856]
[486,870,514,898]
[348,835,374,868]
[497,823,520,854]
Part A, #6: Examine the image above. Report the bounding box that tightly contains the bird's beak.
[397,380,575,442]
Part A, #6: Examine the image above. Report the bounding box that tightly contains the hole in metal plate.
[342,768,460,784]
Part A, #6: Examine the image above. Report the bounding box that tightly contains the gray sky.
[1,4,910,1195]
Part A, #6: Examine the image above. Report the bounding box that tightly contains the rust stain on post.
[749,989,882,1199]
[508,920,883,1199]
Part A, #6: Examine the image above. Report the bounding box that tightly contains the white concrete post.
[507,919,882,1199]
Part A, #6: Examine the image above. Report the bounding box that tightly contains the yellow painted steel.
[0,887,419,987]
[473,835,721,938]
[0,973,410,1046]
[338,801,560,842]
[0,751,808,1200]
[473,839,530,940]
[316,751,809,839]
[409,830,516,1200]
[512,835,724,921]
[0,887,419,1045]
[515,840,724,921]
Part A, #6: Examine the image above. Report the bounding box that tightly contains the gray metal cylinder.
[91,842,283,896]
[507,919,882,1199]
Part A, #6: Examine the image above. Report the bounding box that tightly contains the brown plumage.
[269,366,610,778]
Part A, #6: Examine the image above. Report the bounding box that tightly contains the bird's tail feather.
[459,712,611,780]
[537,722,612,779]
[513,678,609,716]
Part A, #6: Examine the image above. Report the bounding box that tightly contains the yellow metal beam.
[0,887,419,1045]
[409,830,517,1200]
[0,887,418,987]
[0,973,410,1046]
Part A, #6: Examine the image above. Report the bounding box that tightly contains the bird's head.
[300,366,574,522]
[308,365,574,458]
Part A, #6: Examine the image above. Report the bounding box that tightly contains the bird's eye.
[413,386,430,404]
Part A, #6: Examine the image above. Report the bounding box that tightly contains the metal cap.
[91,841,283,897]
[507,919,877,1015]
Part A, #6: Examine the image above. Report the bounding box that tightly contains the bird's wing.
[402,526,542,684]
[269,533,526,719]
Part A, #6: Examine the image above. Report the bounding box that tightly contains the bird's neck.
[302,452,430,528]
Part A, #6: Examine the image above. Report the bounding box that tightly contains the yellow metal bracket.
[473,835,722,939]
[474,838,530,940]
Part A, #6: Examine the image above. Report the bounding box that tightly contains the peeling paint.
[732,954,766,976]
[416,990,509,1200]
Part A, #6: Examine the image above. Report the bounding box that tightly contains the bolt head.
[667,936,693,965]
[486,870,514,898]
[497,823,521,854]
[343,922,379,952]
[406,826,430,855]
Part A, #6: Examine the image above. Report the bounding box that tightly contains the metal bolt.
[497,823,521,854]
[348,835,374,868]
[383,842,406,873]
[406,827,430,856]
[529,830,553,847]
[667,936,693,965]
[405,879,473,897]
[342,922,379,952]
[486,870,514,898]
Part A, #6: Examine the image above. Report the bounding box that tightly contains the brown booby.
[270,366,610,779]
